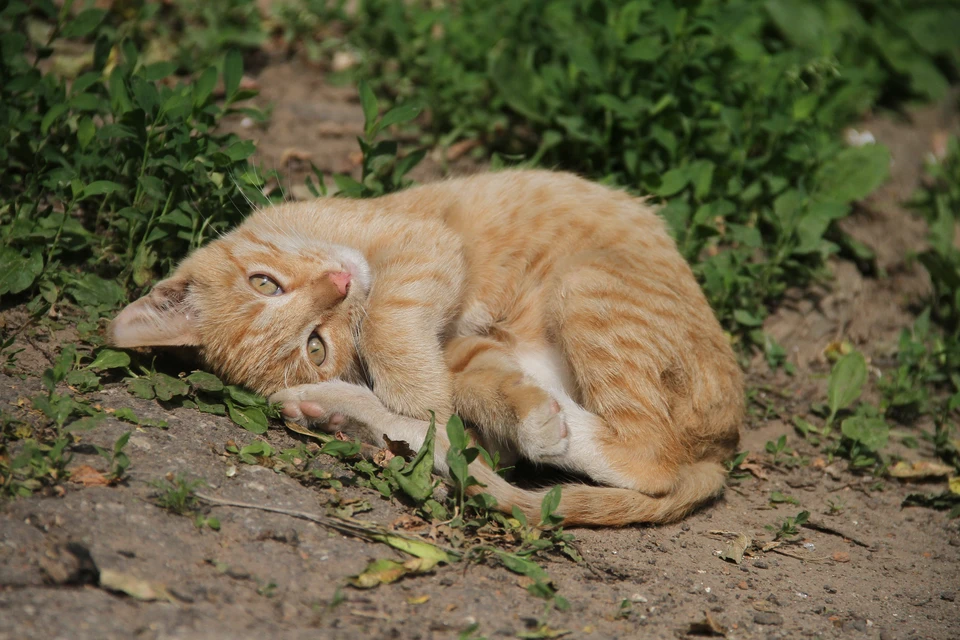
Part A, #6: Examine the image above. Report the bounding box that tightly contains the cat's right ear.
[107,277,200,348]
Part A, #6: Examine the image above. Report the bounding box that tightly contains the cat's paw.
[270,381,375,434]
[517,397,569,461]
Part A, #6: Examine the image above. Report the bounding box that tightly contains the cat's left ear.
[108,277,200,348]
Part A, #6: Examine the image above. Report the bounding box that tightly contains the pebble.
[754,612,783,626]
[879,631,896,640]
[824,585,837,594]
[940,591,956,602]
[842,618,867,633]
[753,560,769,569]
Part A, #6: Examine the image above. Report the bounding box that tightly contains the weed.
[149,473,206,515]
[94,431,132,483]
[766,510,810,540]
[825,498,846,516]
[769,490,800,507]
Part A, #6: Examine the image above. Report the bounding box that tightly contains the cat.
[108,169,743,526]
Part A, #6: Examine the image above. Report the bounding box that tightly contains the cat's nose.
[328,271,352,296]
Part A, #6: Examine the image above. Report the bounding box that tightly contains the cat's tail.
[463,460,728,527]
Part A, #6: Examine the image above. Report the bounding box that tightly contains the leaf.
[373,104,422,136]
[152,373,189,401]
[950,477,960,496]
[87,349,130,371]
[186,371,223,392]
[193,66,218,107]
[888,461,955,479]
[320,439,361,458]
[126,378,155,400]
[815,145,891,203]
[223,49,243,100]
[348,558,433,589]
[223,385,263,406]
[719,532,751,565]
[653,167,690,196]
[840,416,889,452]
[827,352,867,423]
[80,181,125,200]
[539,485,562,525]
[226,402,268,434]
[366,532,452,564]
[69,464,109,486]
[0,247,43,296]
[60,9,106,39]
[99,569,177,602]
[358,79,378,135]
[390,416,436,502]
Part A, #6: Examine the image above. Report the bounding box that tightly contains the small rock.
[630,594,648,603]
[842,618,867,633]
[940,591,956,602]
[879,631,896,640]
[824,585,837,594]
[737,581,749,590]
[753,560,769,569]
[754,612,783,626]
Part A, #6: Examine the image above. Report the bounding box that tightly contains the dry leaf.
[384,435,415,458]
[949,477,960,495]
[831,551,850,563]
[687,611,726,637]
[406,594,430,605]
[69,464,109,487]
[719,532,751,565]
[373,447,395,468]
[445,139,481,161]
[99,569,177,602]
[739,462,768,480]
[889,460,954,479]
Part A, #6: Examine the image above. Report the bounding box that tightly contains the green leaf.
[320,439,362,458]
[372,104,422,137]
[193,66,218,107]
[153,372,189,401]
[40,103,68,135]
[358,80,378,136]
[60,9,106,38]
[80,180,124,200]
[653,168,690,196]
[827,352,867,423]
[223,49,243,100]
[539,486,562,525]
[224,385,263,406]
[841,416,889,452]
[226,402,268,434]
[126,377,155,400]
[87,349,131,371]
[0,248,43,296]
[815,145,891,203]
[390,416,436,502]
[186,371,223,392]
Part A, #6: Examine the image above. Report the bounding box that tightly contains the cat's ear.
[108,277,200,348]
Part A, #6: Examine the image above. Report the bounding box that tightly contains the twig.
[194,492,461,557]
[803,519,874,550]
[769,547,832,563]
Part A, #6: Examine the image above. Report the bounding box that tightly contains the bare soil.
[1,58,958,640]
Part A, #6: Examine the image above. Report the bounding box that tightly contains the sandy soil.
[1,57,958,640]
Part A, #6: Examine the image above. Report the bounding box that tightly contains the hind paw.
[517,397,569,460]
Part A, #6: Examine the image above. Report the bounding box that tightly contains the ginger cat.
[109,170,743,526]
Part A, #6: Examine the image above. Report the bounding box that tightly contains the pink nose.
[328,271,351,296]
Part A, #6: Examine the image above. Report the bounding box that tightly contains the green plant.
[95,431,132,483]
[766,510,810,540]
[150,473,206,515]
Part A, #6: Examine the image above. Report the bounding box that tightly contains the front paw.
[270,381,367,432]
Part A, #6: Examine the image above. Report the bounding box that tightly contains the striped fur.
[109,170,743,526]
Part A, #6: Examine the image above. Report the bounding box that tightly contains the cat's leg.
[445,335,569,460]
[271,381,445,472]
[545,253,692,497]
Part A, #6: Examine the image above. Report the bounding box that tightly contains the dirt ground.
[1,57,959,640]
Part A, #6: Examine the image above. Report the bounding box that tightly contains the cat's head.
[108,218,372,395]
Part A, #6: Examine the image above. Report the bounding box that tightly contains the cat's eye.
[307,333,326,366]
[249,274,282,296]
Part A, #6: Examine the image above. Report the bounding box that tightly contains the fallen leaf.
[949,477,960,496]
[831,551,850,563]
[823,340,855,361]
[384,435,415,458]
[406,594,430,605]
[69,464,109,486]
[686,610,726,637]
[373,447,395,468]
[99,568,178,602]
[283,420,334,443]
[889,460,954,479]
[349,558,408,588]
[719,532,751,565]
[739,462,768,480]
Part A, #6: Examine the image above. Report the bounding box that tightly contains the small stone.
[940,591,956,602]
[842,618,867,633]
[681,524,691,532]
[824,585,837,594]
[754,612,783,626]
[879,631,896,640]
[738,581,749,590]
[753,560,769,569]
